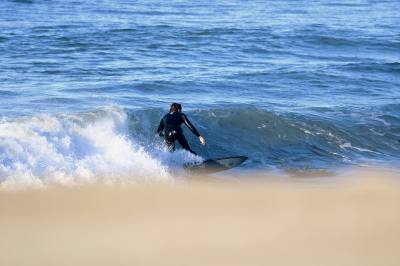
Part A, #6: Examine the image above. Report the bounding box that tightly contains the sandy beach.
[0,170,399,266]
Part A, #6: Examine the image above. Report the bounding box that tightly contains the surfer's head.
[170,103,182,113]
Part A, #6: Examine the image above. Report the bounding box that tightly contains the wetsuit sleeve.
[157,118,164,136]
[182,114,201,137]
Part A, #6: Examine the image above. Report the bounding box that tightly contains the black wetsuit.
[157,111,200,155]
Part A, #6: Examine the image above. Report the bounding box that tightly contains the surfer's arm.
[182,114,206,146]
[181,114,206,146]
[157,118,164,137]
[182,114,200,137]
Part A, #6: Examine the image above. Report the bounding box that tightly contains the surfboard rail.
[185,156,248,174]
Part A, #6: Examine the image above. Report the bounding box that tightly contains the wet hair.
[170,102,182,112]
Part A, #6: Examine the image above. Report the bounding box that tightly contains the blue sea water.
[0,0,399,186]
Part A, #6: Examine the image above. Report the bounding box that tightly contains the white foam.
[0,107,173,189]
[339,142,381,154]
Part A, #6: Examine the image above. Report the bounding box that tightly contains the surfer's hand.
[199,136,206,146]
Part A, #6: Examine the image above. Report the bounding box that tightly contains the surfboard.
[185,156,248,174]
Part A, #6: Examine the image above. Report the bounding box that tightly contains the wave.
[340,62,400,74]
[11,0,33,3]
[128,106,400,169]
[0,105,399,188]
[0,90,19,97]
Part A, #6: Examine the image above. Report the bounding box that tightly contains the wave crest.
[0,107,170,189]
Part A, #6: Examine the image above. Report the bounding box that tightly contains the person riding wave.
[157,103,206,155]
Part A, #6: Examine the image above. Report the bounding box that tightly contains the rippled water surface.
[0,0,399,186]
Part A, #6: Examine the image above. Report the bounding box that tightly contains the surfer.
[157,103,206,155]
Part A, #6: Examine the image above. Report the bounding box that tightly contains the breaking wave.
[1,105,399,188]
[0,107,202,189]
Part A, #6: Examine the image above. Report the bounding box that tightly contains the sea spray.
[0,107,173,188]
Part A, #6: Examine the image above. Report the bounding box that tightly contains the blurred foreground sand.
[0,170,400,266]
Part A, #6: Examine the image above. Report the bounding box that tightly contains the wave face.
[129,106,400,169]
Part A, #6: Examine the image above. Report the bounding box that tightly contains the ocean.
[0,0,399,187]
